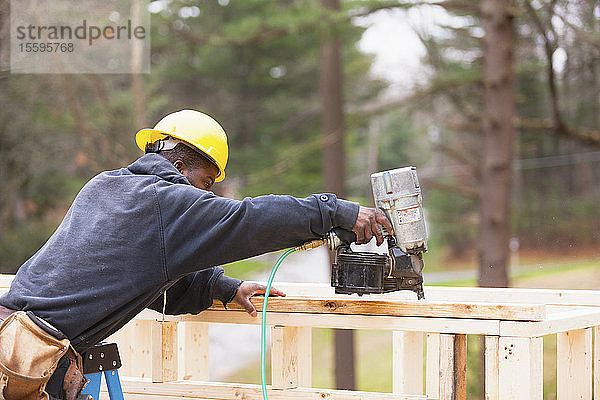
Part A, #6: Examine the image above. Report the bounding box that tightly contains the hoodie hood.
[127,153,190,185]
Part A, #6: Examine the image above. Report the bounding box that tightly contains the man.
[0,110,392,400]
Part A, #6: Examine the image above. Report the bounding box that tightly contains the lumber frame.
[3,277,600,399]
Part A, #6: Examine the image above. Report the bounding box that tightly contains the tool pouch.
[0,312,70,400]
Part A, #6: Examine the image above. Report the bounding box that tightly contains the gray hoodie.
[0,154,359,351]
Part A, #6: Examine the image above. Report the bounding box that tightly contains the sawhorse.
[80,343,124,400]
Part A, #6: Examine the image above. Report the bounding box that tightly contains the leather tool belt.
[0,309,86,400]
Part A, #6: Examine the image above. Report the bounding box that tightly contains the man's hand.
[232,282,286,317]
[352,206,394,245]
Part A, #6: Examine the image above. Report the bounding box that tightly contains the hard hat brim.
[135,128,226,182]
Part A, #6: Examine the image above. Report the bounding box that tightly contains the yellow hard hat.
[136,110,229,182]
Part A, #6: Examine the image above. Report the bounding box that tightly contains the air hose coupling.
[294,230,346,252]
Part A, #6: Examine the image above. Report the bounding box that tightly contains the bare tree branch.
[553,9,600,49]
[421,178,480,198]
[516,117,600,147]
[348,75,480,118]
[522,0,566,135]
[435,141,480,177]
[452,117,600,147]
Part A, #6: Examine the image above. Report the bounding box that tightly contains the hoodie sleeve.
[148,267,243,314]
[154,182,359,279]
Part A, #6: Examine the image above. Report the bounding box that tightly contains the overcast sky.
[357,8,427,87]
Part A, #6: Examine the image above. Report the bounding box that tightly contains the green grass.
[221,257,271,280]
[429,258,600,287]
[512,258,599,281]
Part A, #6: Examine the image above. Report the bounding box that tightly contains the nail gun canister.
[331,251,389,295]
[371,167,428,254]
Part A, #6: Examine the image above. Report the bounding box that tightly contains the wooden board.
[498,337,543,400]
[114,378,435,400]
[393,331,424,395]
[484,336,499,400]
[271,326,312,389]
[209,296,546,321]
[500,307,600,337]
[557,328,592,400]
[239,282,600,307]
[176,309,501,335]
[5,275,600,307]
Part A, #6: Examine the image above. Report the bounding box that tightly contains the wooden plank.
[271,326,312,388]
[297,327,312,387]
[595,326,600,400]
[453,334,467,400]
[221,281,600,307]
[438,334,454,400]
[116,378,435,399]
[500,307,600,337]
[484,336,499,400]
[178,321,209,381]
[425,333,440,398]
[6,276,600,306]
[103,395,426,400]
[435,334,466,400]
[151,321,178,383]
[209,296,546,321]
[393,331,424,395]
[137,309,501,336]
[557,328,592,400]
[419,286,600,307]
[128,319,152,378]
[498,336,543,400]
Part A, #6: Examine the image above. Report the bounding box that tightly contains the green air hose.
[260,247,297,400]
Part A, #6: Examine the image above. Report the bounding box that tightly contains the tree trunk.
[478,0,515,289]
[131,0,146,130]
[478,2,516,396]
[320,0,355,391]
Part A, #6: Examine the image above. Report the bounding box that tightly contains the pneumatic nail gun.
[302,167,428,299]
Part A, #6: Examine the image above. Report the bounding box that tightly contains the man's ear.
[173,160,185,174]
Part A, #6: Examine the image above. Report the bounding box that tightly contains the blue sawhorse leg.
[80,369,124,400]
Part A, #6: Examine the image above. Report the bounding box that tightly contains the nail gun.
[302,167,428,299]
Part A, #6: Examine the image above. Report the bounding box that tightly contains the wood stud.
[497,336,543,400]
[151,321,178,383]
[271,326,312,389]
[393,331,424,395]
[557,328,592,400]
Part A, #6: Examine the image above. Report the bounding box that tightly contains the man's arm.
[147,267,242,315]
[157,187,358,277]
[156,182,393,280]
[147,268,285,317]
